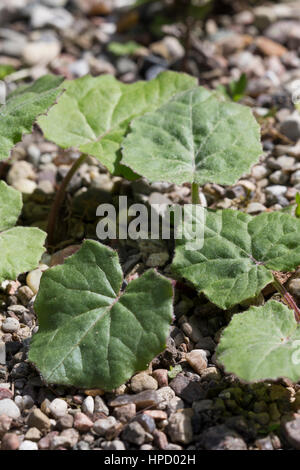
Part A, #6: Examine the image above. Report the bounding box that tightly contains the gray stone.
[282,418,300,450]
[0,341,6,365]
[269,170,289,185]
[94,395,109,415]
[122,421,146,446]
[49,398,68,419]
[246,202,266,214]
[280,112,300,142]
[101,439,126,450]
[200,424,247,450]
[27,409,51,432]
[93,416,117,436]
[167,409,193,444]
[291,170,300,185]
[130,373,158,393]
[82,396,94,415]
[0,399,20,419]
[30,5,73,30]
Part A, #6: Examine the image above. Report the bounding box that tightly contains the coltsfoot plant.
[1,71,300,390]
[28,240,173,389]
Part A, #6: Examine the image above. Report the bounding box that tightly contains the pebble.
[201,424,247,450]
[0,342,5,365]
[94,395,109,415]
[122,421,146,446]
[269,170,289,185]
[0,414,12,435]
[113,403,136,423]
[101,440,126,450]
[73,412,93,432]
[30,5,73,30]
[280,112,300,141]
[27,409,51,432]
[25,427,42,442]
[22,40,61,65]
[185,349,208,375]
[167,409,193,445]
[1,432,19,450]
[56,414,73,430]
[282,418,300,450]
[19,440,39,450]
[130,372,158,393]
[93,416,117,436]
[109,390,160,410]
[265,185,287,204]
[0,399,21,419]
[26,269,44,295]
[291,170,300,185]
[288,278,300,297]
[134,413,156,434]
[12,178,37,194]
[1,317,19,333]
[156,387,176,410]
[82,396,94,415]
[152,369,168,388]
[49,398,68,419]
[51,428,79,449]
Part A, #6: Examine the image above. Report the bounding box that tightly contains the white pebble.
[49,398,68,418]
[1,317,19,333]
[19,440,38,450]
[82,396,94,415]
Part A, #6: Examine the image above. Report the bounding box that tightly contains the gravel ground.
[1,0,300,451]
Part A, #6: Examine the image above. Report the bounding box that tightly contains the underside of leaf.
[121,87,262,185]
[37,72,197,176]
[217,300,300,382]
[29,240,173,390]
[0,75,64,161]
[172,209,300,309]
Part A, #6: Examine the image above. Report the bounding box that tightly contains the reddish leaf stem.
[273,274,300,323]
[47,153,88,247]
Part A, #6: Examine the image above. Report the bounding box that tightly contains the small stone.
[291,170,300,186]
[109,390,160,410]
[282,418,300,450]
[7,161,35,185]
[27,408,51,432]
[153,429,168,449]
[0,399,20,419]
[17,286,34,305]
[200,367,221,381]
[135,413,156,433]
[82,396,94,415]
[22,40,61,66]
[185,350,208,375]
[167,409,193,444]
[152,369,168,388]
[94,395,109,415]
[12,178,37,194]
[246,202,267,214]
[269,170,289,185]
[280,112,300,142]
[26,269,44,295]
[56,414,73,430]
[122,421,146,446]
[146,252,169,267]
[288,278,300,297]
[38,431,59,450]
[19,440,38,450]
[101,440,126,450]
[254,6,277,30]
[49,398,68,419]
[252,165,269,180]
[1,317,19,333]
[1,432,19,450]
[25,427,42,442]
[93,416,117,436]
[74,412,93,432]
[113,403,136,423]
[0,414,12,435]
[51,428,79,449]
[0,342,5,365]
[201,424,247,450]
[156,386,176,410]
[130,372,158,393]
[169,376,204,404]
[256,36,288,57]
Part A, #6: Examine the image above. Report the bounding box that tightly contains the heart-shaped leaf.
[0,74,64,161]
[0,180,22,231]
[172,208,300,309]
[121,87,262,185]
[0,181,46,282]
[38,72,197,176]
[29,240,173,390]
[217,300,300,382]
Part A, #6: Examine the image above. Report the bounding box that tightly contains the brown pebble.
[152,369,168,387]
[113,403,136,423]
[144,410,168,421]
[73,412,93,432]
[0,414,12,435]
[38,431,59,450]
[153,429,168,449]
[1,432,19,450]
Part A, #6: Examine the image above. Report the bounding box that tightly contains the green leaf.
[29,240,173,390]
[172,208,300,309]
[0,180,22,231]
[38,72,197,176]
[121,87,262,185]
[217,300,300,382]
[228,73,247,102]
[0,227,46,283]
[108,41,142,56]
[0,74,64,161]
[0,65,15,80]
[296,193,300,218]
